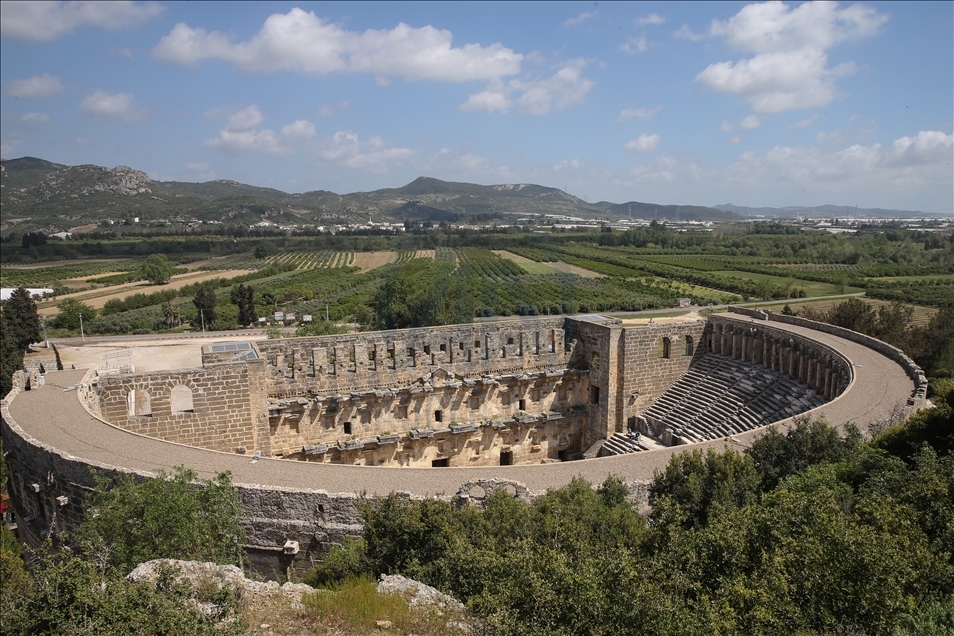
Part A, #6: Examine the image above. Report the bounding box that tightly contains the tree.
[230,284,256,326]
[192,284,217,327]
[140,254,175,285]
[746,416,863,491]
[51,298,96,330]
[1,287,41,352]
[76,466,245,574]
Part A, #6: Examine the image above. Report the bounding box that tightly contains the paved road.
[7,315,914,496]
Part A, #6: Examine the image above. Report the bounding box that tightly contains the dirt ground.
[619,310,702,327]
[30,333,269,373]
[491,250,535,264]
[549,261,607,278]
[38,269,253,315]
[352,251,397,272]
[416,249,436,260]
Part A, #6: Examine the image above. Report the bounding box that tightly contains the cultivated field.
[493,250,559,274]
[550,261,607,278]
[38,269,253,314]
[352,251,398,272]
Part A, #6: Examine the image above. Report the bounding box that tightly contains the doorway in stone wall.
[499,451,513,466]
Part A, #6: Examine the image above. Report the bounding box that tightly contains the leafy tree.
[649,448,761,530]
[230,284,256,325]
[1,287,41,352]
[140,253,176,285]
[50,297,96,330]
[75,466,246,575]
[746,416,863,491]
[192,284,217,327]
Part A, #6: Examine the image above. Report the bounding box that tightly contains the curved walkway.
[5,315,914,496]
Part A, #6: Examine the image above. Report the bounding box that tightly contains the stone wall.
[763,311,927,407]
[618,321,708,428]
[97,360,268,453]
[246,317,573,397]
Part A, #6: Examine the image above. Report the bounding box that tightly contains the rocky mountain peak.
[31,164,152,201]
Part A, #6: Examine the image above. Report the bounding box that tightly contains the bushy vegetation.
[0,467,247,634]
[304,408,954,636]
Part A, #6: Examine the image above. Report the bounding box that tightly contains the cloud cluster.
[319,131,413,173]
[565,10,598,28]
[637,13,665,26]
[80,90,148,120]
[461,60,594,115]
[624,133,661,153]
[153,8,521,82]
[696,1,887,113]
[204,105,315,155]
[1,1,164,42]
[8,74,64,99]
[616,106,661,122]
[20,112,51,124]
[626,130,952,198]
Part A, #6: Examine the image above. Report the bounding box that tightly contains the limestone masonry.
[1,311,927,578]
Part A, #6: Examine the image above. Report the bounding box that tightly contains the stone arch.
[170,385,194,413]
[683,335,693,356]
[127,389,152,417]
[659,337,671,359]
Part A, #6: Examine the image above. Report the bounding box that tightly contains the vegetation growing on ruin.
[302,411,954,636]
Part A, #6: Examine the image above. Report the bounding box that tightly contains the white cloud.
[80,90,148,120]
[789,116,817,129]
[624,133,661,153]
[0,139,21,156]
[565,10,598,27]
[740,115,762,129]
[620,36,648,54]
[673,25,706,41]
[616,106,661,122]
[637,13,665,26]
[20,112,50,124]
[317,101,349,117]
[462,61,594,116]
[630,155,677,182]
[153,8,522,82]
[554,159,584,171]
[513,61,594,115]
[460,83,512,113]
[184,161,215,180]
[726,130,953,191]
[729,135,743,144]
[1,1,164,42]
[319,131,413,173]
[8,74,64,99]
[205,105,314,155]
[226,105,264,131]
[697,1,887,113]
[710,1,888,54]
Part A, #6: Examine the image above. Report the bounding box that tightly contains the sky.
[1,1,952,213]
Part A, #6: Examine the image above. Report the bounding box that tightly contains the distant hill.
[714,203,931,219]
[1,156,739,235]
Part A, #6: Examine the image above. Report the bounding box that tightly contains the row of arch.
[127,385,194,417]
[707,321,850,401]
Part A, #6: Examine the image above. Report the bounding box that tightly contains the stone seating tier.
[638,352,826,448]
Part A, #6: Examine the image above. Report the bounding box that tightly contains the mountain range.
[0,156,930,236]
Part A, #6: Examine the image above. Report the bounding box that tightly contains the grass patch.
[714,270,862,296]
[300,576,467,635]
[869,274,954,283]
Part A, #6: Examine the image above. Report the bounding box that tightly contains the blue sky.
[2,1,951,213]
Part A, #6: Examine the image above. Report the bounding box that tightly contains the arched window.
[684,336,694,356]
[127,389,152,417]
[170,385,194,413]
[659,338,671,359]
[591,352,600,368]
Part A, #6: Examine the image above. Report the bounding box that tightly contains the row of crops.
[0,260,141,288]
